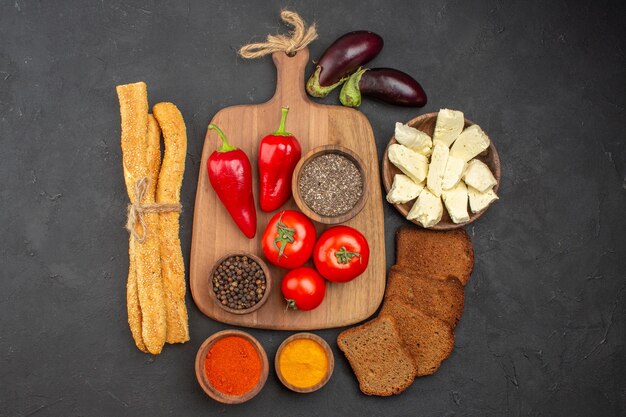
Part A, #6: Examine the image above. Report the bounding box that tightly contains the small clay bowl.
[292,145,368,225]
[275,333,334,393]
[382,112,501,230]
[208,252,272,315]
[195,330,269,404]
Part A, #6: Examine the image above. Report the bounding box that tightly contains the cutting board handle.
[270,48,310,105]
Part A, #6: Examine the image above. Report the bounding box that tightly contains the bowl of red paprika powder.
[195,330,269,404]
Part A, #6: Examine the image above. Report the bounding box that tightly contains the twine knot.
[125,177,181,243]
[238,10,317,58]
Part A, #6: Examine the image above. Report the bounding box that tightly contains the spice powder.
[204,336,262,396]
[278,338,328,389]
[299,153,363,217]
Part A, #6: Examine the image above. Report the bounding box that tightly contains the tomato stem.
[285,299,298,310]
[273,211,295,259]
[335,247,362,264]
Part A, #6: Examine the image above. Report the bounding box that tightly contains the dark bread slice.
[381,297,455,376]
[337,316,417,396]
[395,227,474,285]
[385,265,465,328]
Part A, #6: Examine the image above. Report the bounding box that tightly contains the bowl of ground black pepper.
[292,145,368,224]
[209,253,271,315]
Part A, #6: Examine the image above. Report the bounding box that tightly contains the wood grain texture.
[382,112,501,230]
[190,48,385,330]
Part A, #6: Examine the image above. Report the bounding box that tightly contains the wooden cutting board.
[190,48,385,330]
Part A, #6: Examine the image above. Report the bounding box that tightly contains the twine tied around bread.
[125,177,181,243]
[238,10,317,58]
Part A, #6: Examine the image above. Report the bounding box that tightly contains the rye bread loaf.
[337,316,417,396]
[385,265,465,328]
[381,297,455,376]
[395,227,474,285]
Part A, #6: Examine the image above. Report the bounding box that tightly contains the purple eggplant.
[339,67,427,107]
[306,31,383,98]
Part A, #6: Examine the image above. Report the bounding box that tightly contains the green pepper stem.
[208,124,237,152]
[273,107,293,136]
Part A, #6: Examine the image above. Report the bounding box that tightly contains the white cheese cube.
[386,174,424,204]
[442,181,470,224]
[407,188,443,228]
[441,156,466,190]
[426,142,449,197]
[395,122,432,156]
[433,109,464,147]
[463,159,497,193]
[449,125,490,162]
[468,185,499,213]
[388,144,429,184]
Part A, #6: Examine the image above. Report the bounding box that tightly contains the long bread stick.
[117,82,166,354]
[118,82,148,353]
[153,102,189,344]
[126,115,162,352]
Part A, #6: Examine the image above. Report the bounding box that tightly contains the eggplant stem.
[306,66,348,98]
[339,67,368,107]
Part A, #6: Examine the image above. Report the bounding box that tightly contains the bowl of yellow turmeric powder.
[275,333,334,393]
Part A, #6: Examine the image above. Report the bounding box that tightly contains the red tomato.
[262,210,316,269]
[281,267,326,311]
[313,226,370,283]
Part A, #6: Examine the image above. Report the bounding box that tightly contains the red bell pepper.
[258,107,302,212]
[207,124,257,238]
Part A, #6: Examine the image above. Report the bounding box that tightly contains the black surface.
[1,1,625,416]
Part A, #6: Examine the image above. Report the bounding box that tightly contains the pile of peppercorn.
[212,255,267,310]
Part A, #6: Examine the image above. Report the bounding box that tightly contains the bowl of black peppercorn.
[208,253,272,315]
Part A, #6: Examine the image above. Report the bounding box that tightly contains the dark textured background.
[1,0,625,416]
